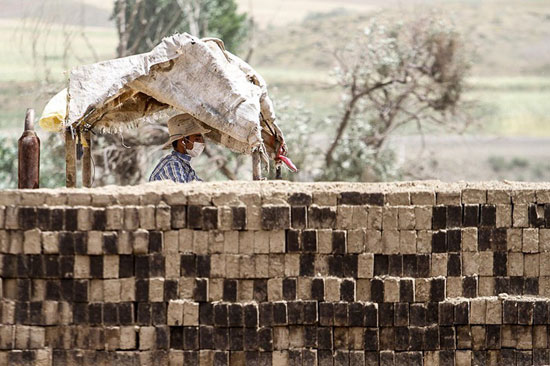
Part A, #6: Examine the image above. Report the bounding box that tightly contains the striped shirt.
[149,151,202,183]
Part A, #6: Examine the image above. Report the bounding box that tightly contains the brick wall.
[1,182,550,365]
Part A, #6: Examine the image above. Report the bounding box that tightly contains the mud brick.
[529,204,545,227]
[374,255,389,276]
[257,327,273,351]
[517,351,533,366]
[187,205,204,229]
[318,302,333,327]
[377,327,395,351]
[44,280,60,300]
[261,206,290,230]
[534,349,550,366]
[493,253,507,276]
[286,230,301,252]
[309,278,324,301]
[480,205,497,226]
[256,307,272,332]
[145,231,162,253]
[462,276,478,298]
[503,300,519,324]
[134,279,149,302]
[137,303,152,325]
[447,230,462,252]
[171,205,187,229]
[403,254,418,277]
[91,209,106,230]
[290,206,307,231]
[390,302,407,326]
[452,301,468,325]
[332,303,347,327]
[432,231,447,253]
[478,228,492,251]
[199,207,217,230]
[499,349,516,365]
[509,277,523,295]
[214,303,228,327]
[446,205,462,228]
[518,302,534,325]
[407,303,425,327]
[73,302,88,324]
[463,205,480,227]
[429,279,445,304]
[456,326,472,349]
[149,254,165,277]
[439,326,456,350]
[152,302,167,325]
[376,303,392,327]
[359,193,382,206]
[60,279,74,301]
[196,255,210,278]
[390,326,409,351]
[328,255,344,277]
[287,192,311,206]
[100,233,117,254]
[210,328,229,351]
[199,303,213,325]
[299,254,315,277]
[343,255,358,278]
[103,303,118,325]
[88,303,103,325]
[302,301,317,325]
[447,253,461,276]
[133,255,149,278]
[170,326,184,350]
[59,255,74,279]
[388,255,403,276]
[272,302,287,325]
[35,207,51,230]
[230,206,246,230]
[472,351,488,366]
[253,280,268,302]
[116,255,133,278]
[422,326,439,350]
[432,206,447,230]
[58,232,75,255]
[330,231,346,254]
[43,255,59,278]
[29,302,42,324]
[371,278,384,303]
[418,255,430,277]
[309,206,337,228]
[193,279,207,302]
[524,277,539,295]
[495,277,510,294]
[311,327,331,350]
[227,304,243,327]
[423,302,438,326]
[485,325,501,349]
[118,302,133,324]
[15,255,28,278]
[492,228,507,252]
[439,303,454,325]
[286,301,302,325]
[2,254,16,277]
[182,327,199,350]
[197,326,214,350]
[302,230,317,252]
[397,280,413,304]
[282,278,297,300]
[533,301,549,324]
[180,254,196,277]
[74,233,87,254]
[18,207,37,230]
[222,279,236,302]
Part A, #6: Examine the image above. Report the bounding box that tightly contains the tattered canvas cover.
[66,33,282,154]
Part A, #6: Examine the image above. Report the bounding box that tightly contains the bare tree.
[323,15,471,180]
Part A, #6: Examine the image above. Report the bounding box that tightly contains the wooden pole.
[82,130,92,188]
[65,128,77,188]
[252,150,261,181]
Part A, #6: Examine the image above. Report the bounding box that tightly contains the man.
[149,113,210,183]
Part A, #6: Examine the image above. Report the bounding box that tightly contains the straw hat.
[162,113,210,150]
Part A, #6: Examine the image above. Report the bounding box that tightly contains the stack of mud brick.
[2,184,550,365]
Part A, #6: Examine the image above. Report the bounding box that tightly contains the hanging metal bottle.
[18,109,40,189]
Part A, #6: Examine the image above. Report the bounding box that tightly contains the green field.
[1,0,549,138]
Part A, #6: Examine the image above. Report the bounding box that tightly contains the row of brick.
[5,202,550,233]
[4,298,550,327]
[4,348,550,366]
[5,226,550,256]
[2,323,550,352]
[3,275,550,304]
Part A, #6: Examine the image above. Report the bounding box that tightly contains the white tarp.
[66,33,282,155]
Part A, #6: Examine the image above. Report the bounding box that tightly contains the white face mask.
[186,142,205,158]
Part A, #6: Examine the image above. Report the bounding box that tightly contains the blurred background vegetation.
[0,0,549,188]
